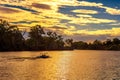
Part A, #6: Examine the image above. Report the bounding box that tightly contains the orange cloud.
[0,6,20,13]
[61,27,120,37]
[31,3,51,10]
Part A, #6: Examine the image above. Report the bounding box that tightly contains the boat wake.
[0,54,51,62]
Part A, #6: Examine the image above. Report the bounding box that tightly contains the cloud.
[72,9,98,14]
[1,0,120,15]
[67,1,120,15]
[0,4,38,13]
[11,20,39,24]
[65,34,110,42]
[0,6,20,13]
[110,23,120,26]
[0,16,7,19]
[104,7,120,15]
[76,14,92,17]
[72,1,120,15]
[49,26,68,30]
[77,1,120,15]
[68,16,116,25]
[31,3,51,10]
[67,28,120,36]
[78,1,103,7]
[57,27,120,42]
[0,0,120,42]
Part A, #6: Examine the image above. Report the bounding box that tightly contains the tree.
[88,40,104,50]
[44,31,64,50]
[65,39,73,47]
[27,25,45,50]
[0,20,25,51]
[112,38,120,45]
[72,41,88,49]
[64,39,73,49]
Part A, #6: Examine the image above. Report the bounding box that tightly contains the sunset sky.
[0,0,120,41]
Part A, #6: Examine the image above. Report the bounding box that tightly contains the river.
[0,50,120,80]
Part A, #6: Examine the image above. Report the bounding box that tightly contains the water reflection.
[0,50,120,80]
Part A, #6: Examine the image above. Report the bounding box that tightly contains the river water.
[0,50,120,80]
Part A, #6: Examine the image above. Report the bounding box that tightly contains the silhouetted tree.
[113,38,120,45]
[72,41,88,49]
[0,20,25,51]
[64,39,73,49]
[44,31,64,50]
[27,25,45,50]
[89,40,104,50]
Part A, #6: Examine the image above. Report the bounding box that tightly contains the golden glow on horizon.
[68,27,120,36]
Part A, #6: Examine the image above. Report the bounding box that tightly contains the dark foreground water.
[0,50,120,80]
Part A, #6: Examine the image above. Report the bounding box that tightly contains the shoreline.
[0,49,120,52]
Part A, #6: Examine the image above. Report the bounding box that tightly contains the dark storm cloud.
[32,3,51,10]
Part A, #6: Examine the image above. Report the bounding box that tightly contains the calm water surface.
[0,50,120,80]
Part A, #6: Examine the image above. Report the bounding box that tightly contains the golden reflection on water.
[0,50,120,80]
[54,51,72,80]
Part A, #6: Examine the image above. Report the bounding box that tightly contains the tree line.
[0,19,120,51]
[72,39,120,50]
